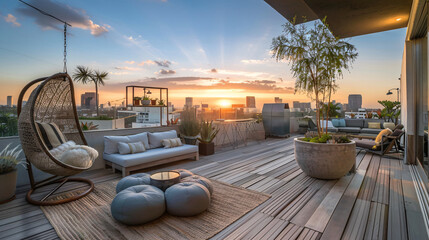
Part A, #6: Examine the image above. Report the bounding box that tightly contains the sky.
[0,0,405,110]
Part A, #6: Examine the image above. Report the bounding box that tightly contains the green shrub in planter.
[0,144,25,203]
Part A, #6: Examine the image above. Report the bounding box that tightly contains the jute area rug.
[41,179,270,240]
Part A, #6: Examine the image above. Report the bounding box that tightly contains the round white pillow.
[60,146,98,168]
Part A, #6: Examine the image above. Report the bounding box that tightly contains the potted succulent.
[179,108,200,145]
[142,96,151,105]
[151,98,158,106]
[158,99,165,106]
[133,97,141,106]
[197,120,220,155]
[272,17,357,179]
[0,144,24,203]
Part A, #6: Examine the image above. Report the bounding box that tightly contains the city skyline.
[0,0,403,108]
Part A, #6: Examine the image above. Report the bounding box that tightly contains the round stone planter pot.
[0,170,17,204]
[294,138,356,180]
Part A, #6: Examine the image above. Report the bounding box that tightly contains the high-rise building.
[185,97,193,108]
[81,92,97,110]
[274,97,282,103]
[6,96,12,107]
[348,94,362,111]
[246,96,256,108]
[202,104,209,109]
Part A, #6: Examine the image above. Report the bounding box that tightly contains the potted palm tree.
[272,17,358,179]
[73,66,109,116]
[179,108,200,145]
[198,120,220,155]
[0,144,24,204]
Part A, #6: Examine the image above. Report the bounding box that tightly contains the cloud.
[190,68,271,78]
[154,60,171,68]
[104,77,293,93]
[158,69,176,75]
[114,66,140,71]
[210,68,217,73]
[241,59,269,64]
[17,0,108,36]
[138,60,155,66]
[4,14,20,27]
[125,61,135,65]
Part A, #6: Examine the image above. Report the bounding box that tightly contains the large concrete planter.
[0,170,17,203]
[294,138,356,180]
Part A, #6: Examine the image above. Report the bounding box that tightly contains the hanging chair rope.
[18,0,72,73]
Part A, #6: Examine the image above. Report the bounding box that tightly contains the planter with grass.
[294,135,356,179]
[198,120,219,156]
[0,144,24,204]
[179,108,200,145]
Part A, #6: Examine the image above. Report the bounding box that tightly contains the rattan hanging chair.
[17,72,94,205]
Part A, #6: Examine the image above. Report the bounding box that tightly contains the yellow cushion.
[368,122,381,129]
[374,128,393,146]
[383,122,395,130]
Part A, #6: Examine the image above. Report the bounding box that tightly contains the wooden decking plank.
[372,157,390,205]
[357,155,380,201]
[277,180,325,221]
[274,223,304,240]
[357,152,372,171]
[387,160,408,240]
[319,169,366,239]
[402,164,429,240]
[340,199,371,240]
[223,212,268,240]
[364,202,387,240]
[305,173,354,232]
[252,218,289,240]
[241,175,265,188]
[291,180,336,227]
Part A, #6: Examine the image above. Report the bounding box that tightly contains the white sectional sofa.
[103,130,199,176]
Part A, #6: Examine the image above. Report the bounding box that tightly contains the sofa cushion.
[104,132,150,154]
[104,144,198,167]
[326,127,339,133]
[383,122,395,130]
[360,128,383,134]
[337,127,361,133]
[345,119,364,128]
[320,120,334,128]
[148,130,178,148]
[364,119,384,128]
[368,122,381,129]
[162,138,183,148]
[331,119,341,127]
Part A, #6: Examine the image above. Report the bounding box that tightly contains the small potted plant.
[0,144,24,204]
[197,120,219,155]
[158,99,165,106]
[133,97,141,106]
[142,96,151,105]
[151,98,158,106]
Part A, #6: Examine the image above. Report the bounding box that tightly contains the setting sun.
[218,99,231,107]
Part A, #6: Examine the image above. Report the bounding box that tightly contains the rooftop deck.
[0,138,427,240]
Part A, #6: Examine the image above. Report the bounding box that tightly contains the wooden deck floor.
[0,138,427,240]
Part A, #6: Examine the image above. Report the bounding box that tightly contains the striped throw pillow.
[118,142,146,155]
[36,122,66,150]
[162,138,183,148]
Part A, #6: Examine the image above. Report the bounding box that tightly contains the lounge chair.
[354,129,404,156]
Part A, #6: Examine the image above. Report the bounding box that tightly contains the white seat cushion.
[104,144,197,167]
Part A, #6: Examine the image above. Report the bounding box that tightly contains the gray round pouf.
[181,175,214,195]
[111,185,165,225]
[165,182,210,217]
[173,169,193,179]
[116,173,151,193]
